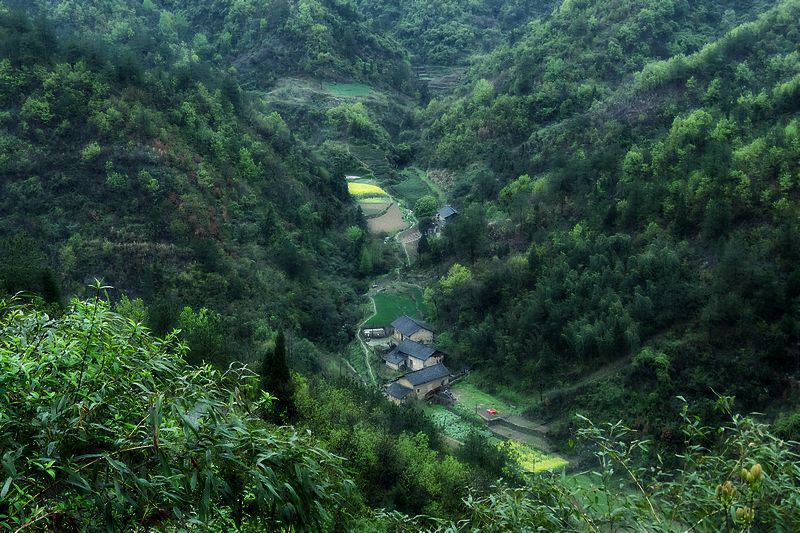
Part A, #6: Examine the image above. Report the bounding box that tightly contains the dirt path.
[541,355,632,402]
[396,225,420,266]
[356,294,379,387]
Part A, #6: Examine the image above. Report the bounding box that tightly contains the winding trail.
[356,293,379,387]
[540,355,632,403]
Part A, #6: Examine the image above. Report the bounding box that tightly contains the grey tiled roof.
[401,363,450,387]
[437,205,458,219]
[386,382,413,399]
[383,351,406,366]
[391,316,434,337]
[394,340,437,361]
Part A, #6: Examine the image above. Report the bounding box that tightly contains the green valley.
[2,0,800,530]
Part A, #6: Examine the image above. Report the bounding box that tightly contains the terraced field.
[348,143,394,179]
[359,202,392,217]
[323,82,373,97]
[347,181,390,197]
[366,203,406,233]
[389,167,443,205]
[451,381,526,416]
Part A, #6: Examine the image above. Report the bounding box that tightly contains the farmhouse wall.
[399,375,450,400]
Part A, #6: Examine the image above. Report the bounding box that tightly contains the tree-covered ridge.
[417,0,800,437]
[17,0,413,90]
[347,0,558,64]
[421,0,780,172]
[0,11,368,359]
[0,294,357,530]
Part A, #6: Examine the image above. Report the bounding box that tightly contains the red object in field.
[486,408,497,415]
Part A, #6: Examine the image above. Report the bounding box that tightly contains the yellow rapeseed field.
[499,440,569,473]
[347,182,389,197]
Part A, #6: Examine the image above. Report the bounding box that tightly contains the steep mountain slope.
[19,0,414,91]
[421,0,779,174]
[419,0,800,436]
[0,11,367,363]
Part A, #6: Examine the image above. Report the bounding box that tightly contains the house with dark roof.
[382,340,444,371]
[391,315,434,344]
[436,205,458,228]
[385,363,451,404]
[385,381,414,403]
[382,349,406,371]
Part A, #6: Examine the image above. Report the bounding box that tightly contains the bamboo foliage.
[0,296,354,531]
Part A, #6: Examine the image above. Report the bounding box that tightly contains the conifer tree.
[261,331,295,421]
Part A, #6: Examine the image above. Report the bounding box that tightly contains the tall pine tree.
[260,331,295,422]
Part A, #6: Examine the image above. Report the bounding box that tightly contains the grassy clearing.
[451,381,526,416]
[324,82,373,97]
[500,440,568,473]
[365,287,426,328]
[348,182,389,197]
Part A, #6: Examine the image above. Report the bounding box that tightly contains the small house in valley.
[435,205,458,228]
[391,315,434,344]
[382,340,444,371]
[385,363,451,405]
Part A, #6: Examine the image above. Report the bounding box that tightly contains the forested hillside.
[348,0,557,63]
[3,0,800,529]
[419,0,800,438]
[3,296,799,530]
[14,0,412,90]
[0,10,369,366]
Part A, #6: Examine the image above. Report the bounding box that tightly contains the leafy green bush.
[0,294,355,530]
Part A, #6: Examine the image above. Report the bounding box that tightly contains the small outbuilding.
[386,381,414,405]
[362,327,388,339]
[436,205,459,227]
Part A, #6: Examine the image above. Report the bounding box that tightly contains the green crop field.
[365,287,426,328]
[390,168,438,205]
[420,404,492,443]
[324,82,373,97]
[451,381,526,416]
[500,440,568,473]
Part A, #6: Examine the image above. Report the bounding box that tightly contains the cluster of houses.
[367,204,459,404]
[374,315,451,405]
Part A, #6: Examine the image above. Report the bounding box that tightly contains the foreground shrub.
[0,291,355,530]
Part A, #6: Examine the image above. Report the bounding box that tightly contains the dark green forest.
[2,0,800,530]
[419,0,800,442]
